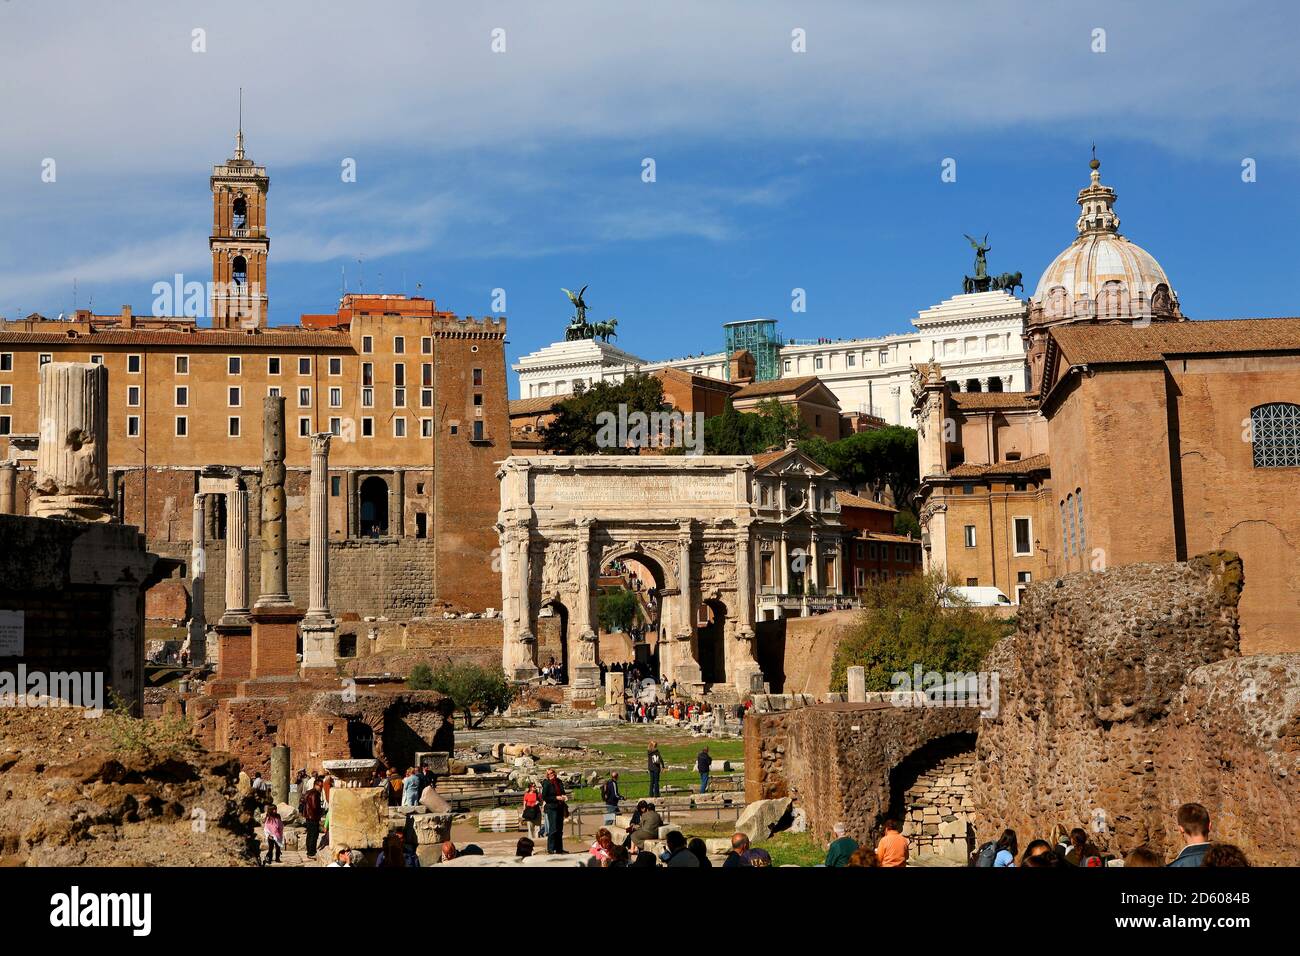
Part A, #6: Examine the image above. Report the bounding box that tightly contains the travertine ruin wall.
[973,551,1300,865]
[746,702,979,846]
[899,743,976,863]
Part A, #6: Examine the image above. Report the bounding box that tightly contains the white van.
[943,586,1013,608]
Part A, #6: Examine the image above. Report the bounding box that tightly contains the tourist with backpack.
[993,829,1019,866]
[647,741,664,797]
[696,747,712,793]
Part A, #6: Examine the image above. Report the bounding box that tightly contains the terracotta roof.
[509,396,563,417]
[751,449,791,469]
[946,453,1051,479]
[950,392,1039,411]
[0,329,352,348]
[861,531,919,544]
[1051,318,1300,366]
[835,491,897,513]
[732,375,820,399]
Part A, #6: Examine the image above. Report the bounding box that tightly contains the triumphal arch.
[497,455,778,697]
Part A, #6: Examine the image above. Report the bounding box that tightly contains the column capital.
[309,432,332,457]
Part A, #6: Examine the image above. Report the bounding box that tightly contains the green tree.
[427,661,517,728]
[407,663,435,690]
[598,588,642,633]
[830,570,1012,692]
[540,374,667,455]
[703,398,809,454]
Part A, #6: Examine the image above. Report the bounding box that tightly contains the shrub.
[428,662,516,728]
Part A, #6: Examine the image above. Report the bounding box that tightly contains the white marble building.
[513,290,1029,427]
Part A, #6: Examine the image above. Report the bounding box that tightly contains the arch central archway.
[598,550,667,678]
[696,598,727,686]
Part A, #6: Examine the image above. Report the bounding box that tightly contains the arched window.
[1251,403,1300,468]
[232,255,248,287]
[987,377,1004,393]
[1059,500,1068,556]
[232,196,248,231]
[965,378,982,392]
[1076,489,1086,552]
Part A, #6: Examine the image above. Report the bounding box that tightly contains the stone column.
[189,493,207,663]
[256,395,291,607]
[31,362,112,522]
[0,460,17,515]
[221,488,250,623]
[502,521,538,681]
[570,518,599,694]
[779,533,790,596]
[674,520,703,688]
[271,745,291,805]
[847,666,866,702]
[730,520,762,693]
[249,395,302,679]
[301,433,338,670]
[810,532,821,595]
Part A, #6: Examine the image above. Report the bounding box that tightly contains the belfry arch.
[497,456,773,698]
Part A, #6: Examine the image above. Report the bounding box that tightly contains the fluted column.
[222,488,250,621]
[31,362,111,522]
[673,519,703,688]
[730,520,762,693]
[571,518,599,691]
[503,521,538,680]
[0,460,17,515]
[307,433,331,618]
[189,493,207,663]
[301,433,338,670]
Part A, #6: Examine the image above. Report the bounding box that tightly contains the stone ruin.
[973,551,1300,865]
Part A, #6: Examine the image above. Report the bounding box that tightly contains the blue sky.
[3,1,1300,395]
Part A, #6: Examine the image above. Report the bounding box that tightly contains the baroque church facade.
[915,158,1300,654]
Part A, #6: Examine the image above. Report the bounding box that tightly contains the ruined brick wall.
[973,551,1300,865]
[746,702,979,846]
[900,743,976,863]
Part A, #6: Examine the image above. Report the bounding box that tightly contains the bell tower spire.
[210,91,269,329]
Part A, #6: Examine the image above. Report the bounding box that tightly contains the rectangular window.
[0,353,12,371]
[783,360,791,372]
[393,336,405,354]
[964,525,976,549]
[1013,517,1032,556]
[815,356,824,370]
[329,417,341,436]
[362,387,374,408]
[420,388,432,408]
[268,356,281,375]
[420,418,433,438]
[0,415,10,435]
[298,387,311,407]
[228,386,241,407]
[473,393,483,407]
[127,354,141,374]
[329,387,342,408]
[127,386,140,407]
[966,577,978,587]
[472,368,483,387]
[126,415,140,437]
[394,388,406,408]
[228,356,241,375]
[394,363,406,387]
[175,416,187,437]
[175,355,189,374]
[362,336,373,354]
[0,385,11,405]
[298,417,310,437]
[268,386,281,398]
[855,543,864,559]
[228,416,240,437]
[421,337,432,354]
[761,553,774,587]
[330,476,341,497]
[298,357,311,375]
[449,423,458,435]
[40,353,53,366]
[362,362,373,387]
[394,417,407,438]
[473,420,484,441]
[361,417,374,437]
[847,354,856,367]
[90,354,103,364]
[963,483,975,495]
[422,363,432,388]
[329,357,342,376]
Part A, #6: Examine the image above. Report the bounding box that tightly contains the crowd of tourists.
[964,803,1249,868]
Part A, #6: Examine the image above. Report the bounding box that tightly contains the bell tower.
[210,103,269,329]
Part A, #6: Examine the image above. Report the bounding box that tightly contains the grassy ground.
[569,769,741,803]
[674,820,827,867]
[589,739,744,766]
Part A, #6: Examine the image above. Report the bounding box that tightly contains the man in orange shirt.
[875,818,910,867]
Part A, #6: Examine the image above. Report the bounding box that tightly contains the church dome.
[1030,158,1181,324]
